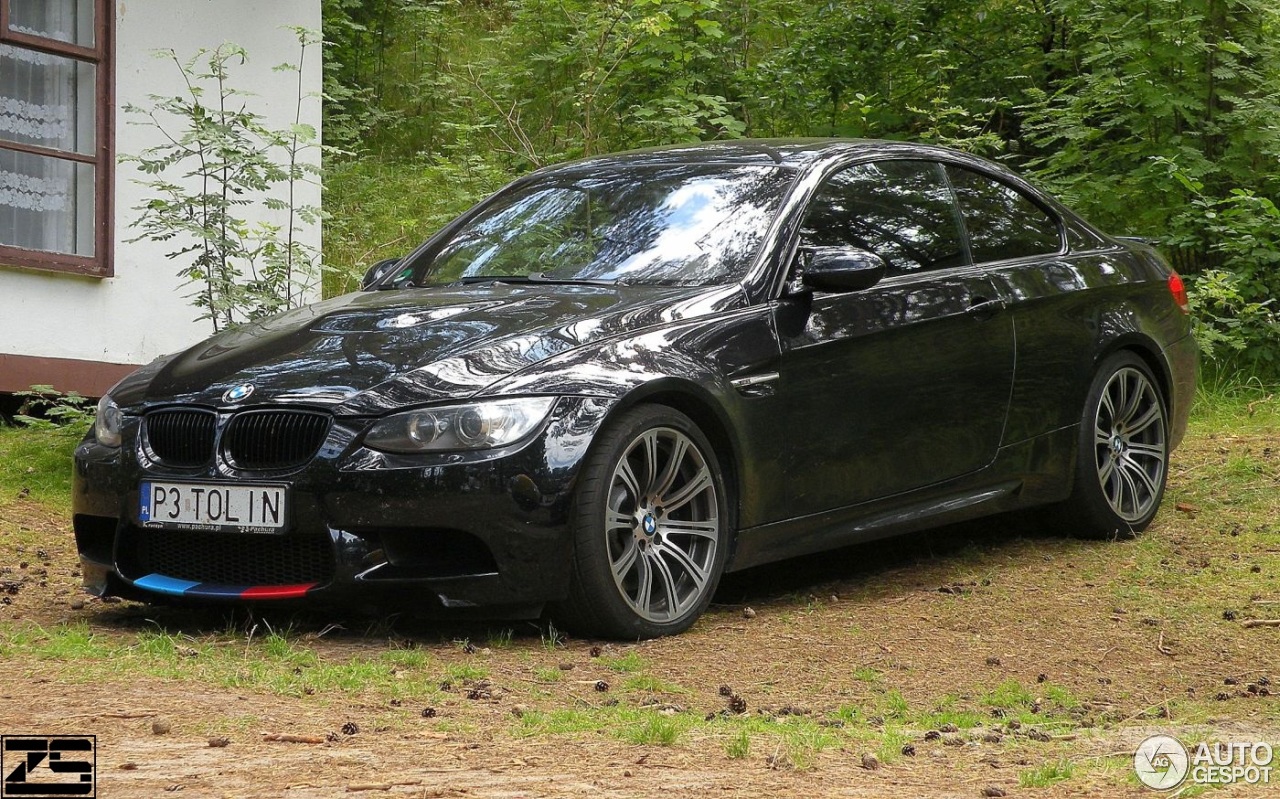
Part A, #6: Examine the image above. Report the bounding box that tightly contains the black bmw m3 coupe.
[74,139,1197,638]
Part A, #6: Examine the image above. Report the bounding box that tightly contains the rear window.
[946,166,1063,263]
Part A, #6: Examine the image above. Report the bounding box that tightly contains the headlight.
[364,398,557,453]
[95,395,123,447]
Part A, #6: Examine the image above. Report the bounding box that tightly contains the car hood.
[111,283,742,415]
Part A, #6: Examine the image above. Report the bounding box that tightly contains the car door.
[774,159,1016,517]
[941,163,1082,446]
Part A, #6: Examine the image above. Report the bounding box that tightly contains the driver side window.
[800,160,967,277]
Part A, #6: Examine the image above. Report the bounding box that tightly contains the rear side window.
[801,160,967,276]
[946,166,1063,263]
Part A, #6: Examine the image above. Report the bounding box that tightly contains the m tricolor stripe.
[132,573,316,599]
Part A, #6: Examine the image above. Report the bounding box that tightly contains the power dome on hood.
[108,283,738,412]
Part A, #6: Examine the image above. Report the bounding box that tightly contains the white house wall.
[0,0,321,393]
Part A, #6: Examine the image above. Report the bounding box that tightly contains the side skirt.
[727,425,1077,572]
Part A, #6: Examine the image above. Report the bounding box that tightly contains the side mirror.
[361,258,403,291]
[801,247,887,293]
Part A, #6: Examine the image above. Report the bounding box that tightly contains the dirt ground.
[3,422,1279,798]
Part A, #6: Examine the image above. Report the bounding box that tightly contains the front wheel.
[554,405,729,639]
[1061,351,1169,538]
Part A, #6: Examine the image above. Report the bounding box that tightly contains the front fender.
[480,305,787,531]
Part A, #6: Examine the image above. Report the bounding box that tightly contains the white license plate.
[139,481,288,533]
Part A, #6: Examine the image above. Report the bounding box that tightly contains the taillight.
[1168,272,1189,314]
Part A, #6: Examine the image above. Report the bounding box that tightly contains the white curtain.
[0,0,96,256]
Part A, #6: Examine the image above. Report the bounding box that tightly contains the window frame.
[798,159,970,278]
[943,163,1067,266]
[0,0,113,277]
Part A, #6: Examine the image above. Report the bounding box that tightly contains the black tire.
[553,404,730,639]
[1060,351,1169,539]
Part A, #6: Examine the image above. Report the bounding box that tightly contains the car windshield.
[405,164,795,288]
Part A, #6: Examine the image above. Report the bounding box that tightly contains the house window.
[0,0,111,277]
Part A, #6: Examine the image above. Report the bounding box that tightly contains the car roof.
[536,138,976,174]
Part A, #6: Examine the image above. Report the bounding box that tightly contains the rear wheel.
[554,405,729,639]
[1062,351,1169,538]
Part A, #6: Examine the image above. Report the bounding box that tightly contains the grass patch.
[2,623,112,660]
[621,674,685,694]
[1041,683,1082,710]
[602,652,647,673]
[779,722,839,770]
[486,628,514,649]
[918,708,987,730]
[515,705,696,746]
[878,689,910,720]
[724,729,751,759]
[982,680,1036,710]
[0,622,447,700]
[512,703,849,767]
[622,714,683,746]
[1019,759,1075,788]
[540,622,565,652]
[0,426,80,512]
[443,662,489,683]
[513,708,601,737]
[383,649,432,670]
[875,727,915,765]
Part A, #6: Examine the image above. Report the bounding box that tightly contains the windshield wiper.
[457,272,617,287]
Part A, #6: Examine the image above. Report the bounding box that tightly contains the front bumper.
[72,397,613,614]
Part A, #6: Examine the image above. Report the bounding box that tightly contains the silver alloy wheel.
[1093,366,1167,523]
[605,426,720,623]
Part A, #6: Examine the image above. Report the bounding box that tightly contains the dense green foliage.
[322,0,1280,374]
